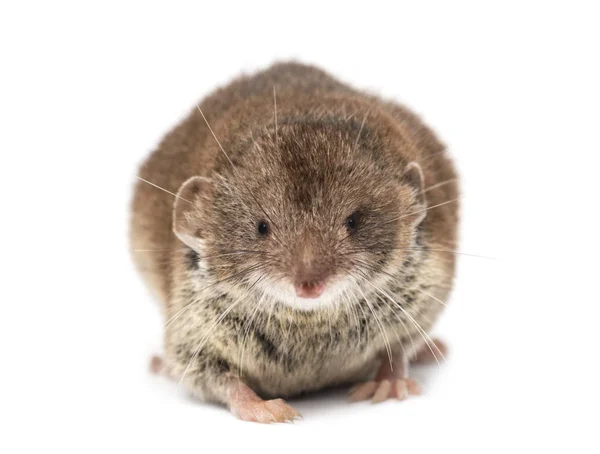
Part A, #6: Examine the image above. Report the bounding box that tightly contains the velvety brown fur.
[130,62,459,407]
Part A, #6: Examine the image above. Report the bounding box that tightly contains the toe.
[349,381,378,402]
[372,380,393,403]
[350,378,423,403]
[406,378,422,395]
[395,379,409,400]
[236,404,276,423]
[264,399,302,422]
[149,355,163,374]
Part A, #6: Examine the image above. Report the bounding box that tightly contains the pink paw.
[230,398,302,423]
[349,378,422,403]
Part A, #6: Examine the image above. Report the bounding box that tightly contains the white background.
[1,1,599,453]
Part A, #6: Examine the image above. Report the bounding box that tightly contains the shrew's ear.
[401,161,427,226]
[172,176,212,251]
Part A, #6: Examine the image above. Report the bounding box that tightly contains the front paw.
[349,378,422,403]
[230,398,302,423]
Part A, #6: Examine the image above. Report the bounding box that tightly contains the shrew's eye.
[257,221,270,236]
[345,212,360,233]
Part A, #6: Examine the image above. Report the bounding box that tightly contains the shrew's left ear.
[172,176,212,252]
[401,161,427,226]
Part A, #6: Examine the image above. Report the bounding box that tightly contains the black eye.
[345,212,360,232]
[257,221,269,236]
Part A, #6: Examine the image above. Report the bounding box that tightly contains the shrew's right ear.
[401,162,427,227]
[172,176,212,251]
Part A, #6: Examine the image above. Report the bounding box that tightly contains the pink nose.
[295,282,326,298]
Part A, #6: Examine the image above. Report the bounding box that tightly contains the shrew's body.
[130,62,459,422]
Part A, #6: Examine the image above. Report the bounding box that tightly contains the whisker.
[196,105,235,169]
[343,258,413,289]
[353,108,371,152]
[180,272,266,387]
[201,250,269,259]
[352,292,371,349]
[348,267,443,363]
[196,104,284,246]
[350,277,394,370]
[131,249,268,258]
[423,178,458,193]
[348,269,415,355]
[420,149,446,163]
[265,294,276,332]
[273,85,278,146]
[178,294,245,386]
[131,249,185,252]
[350,261,452,312]
[416,288,447,307]
[135,176,192,204]
[238,281,267,379]
[365,279,445,363]
[342,288,362,346]
[334,197,460,250]
[385,197,461,225]
[393,247,494,260]
[164,263,265,328]
[343,246,495,260]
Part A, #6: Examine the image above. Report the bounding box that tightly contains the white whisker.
[359,276,444,363]
[353,108,371,152]
[197,105,284,245]
[132,249,185,252]
[164,263,263,328]
[178,294,244,386]
[343,288,362,345]
[351,277,393,370]
[196,105,236,169]
[349,270,414,355]
[423,178,458,193]
[273,85,278,146]
[416,288,447,307]
[135,176,192,204]
[238,286,267,379]
[388,197,460,224]
[396,247,496,260]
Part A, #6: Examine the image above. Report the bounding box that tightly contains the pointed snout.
[292,253,330,299]
[295,281,326,298]
[291,232,334,299]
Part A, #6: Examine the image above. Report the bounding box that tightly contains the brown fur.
[130,62,459,406]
